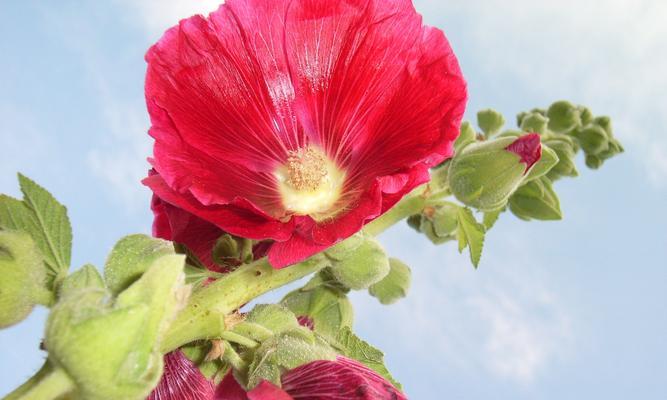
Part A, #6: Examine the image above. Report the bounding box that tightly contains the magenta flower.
[143,0,467,268]
[216,356,407,400]
[147,351,215,400]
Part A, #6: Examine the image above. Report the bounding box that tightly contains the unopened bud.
[547,101,581,133]
[520,112,548,134]
[449,134,542,211]
[477,109,505,137]
[328,236,390,290]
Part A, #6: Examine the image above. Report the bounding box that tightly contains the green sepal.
[59,264,105,298]
[0,230,51,328]
[244,304,301,335]
[368,258,411,305]
[585,154,603,169]
[456,207,486,268]
[328,236,390,290]
[543,136,579,180]
[509,177,562,221]
[524,144,559,182]
[0,174,72,289]
[246,329,336,389]
[104,234,174,296]
[454,121,477,154]
[212,234,240,264]
[281,285,353,341]
[334,327,402,389]
[477,109,505,137]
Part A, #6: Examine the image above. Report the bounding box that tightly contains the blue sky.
[1,1,666,399]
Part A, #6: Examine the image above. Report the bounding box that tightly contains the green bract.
[104,234,174,296]
[369,258,412,305]
[45,253,188,400]
[282,284,353,340]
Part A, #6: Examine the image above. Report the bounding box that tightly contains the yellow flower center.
[275,146,345,220]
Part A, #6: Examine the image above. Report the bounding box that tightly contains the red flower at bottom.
[149,355,406,400]
[217,356,407,400]
[143,0,467,268]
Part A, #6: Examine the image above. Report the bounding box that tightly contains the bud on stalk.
[448,134,543,211]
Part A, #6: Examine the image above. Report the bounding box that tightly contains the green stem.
[3,364,73,400]
[364,185,429,236]
[160,255,329,353]
[160,185,432,353]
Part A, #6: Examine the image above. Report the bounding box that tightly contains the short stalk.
[3,365,73,400]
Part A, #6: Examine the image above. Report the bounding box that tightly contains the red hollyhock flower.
[143,0,467,268]
[216,356,407,400]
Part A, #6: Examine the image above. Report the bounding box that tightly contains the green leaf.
[456,208,486,268]
[368,258,411,305]
[335,327,401,389]
[0,174,72,287]
[104,234,174,296]
[483,209,502,230]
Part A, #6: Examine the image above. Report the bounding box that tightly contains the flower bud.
[520,112,548,134]
[509,177,562,221]
[408,202,459,244]
[448,134,542,211]
[328,236,390,290]
[543,136,579,180]
[0,230,50,328]
[45,253,187,400]
[477,109,505,137]
[547,101,581,133]
[577,125,609,155]
[369,258,412,305]
[454,121,477,154]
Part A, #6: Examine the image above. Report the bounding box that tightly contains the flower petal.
[148,351,215,400]
[281,356,407,400]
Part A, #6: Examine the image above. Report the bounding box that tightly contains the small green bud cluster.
[518,101,624,172]
[410,101,623,267]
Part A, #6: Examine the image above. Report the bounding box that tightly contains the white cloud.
[0,104,51,192]
[115,0,223,39]
[354,226,573,385]
[416,0,667,185]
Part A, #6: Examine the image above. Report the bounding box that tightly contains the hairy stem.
[160,185,431,353]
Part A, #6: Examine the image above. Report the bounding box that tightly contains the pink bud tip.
[297,316,315,330]
[506,133,542,172]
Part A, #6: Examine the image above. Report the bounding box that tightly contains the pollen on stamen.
[275,146,346,220]
[286,147,328,191]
